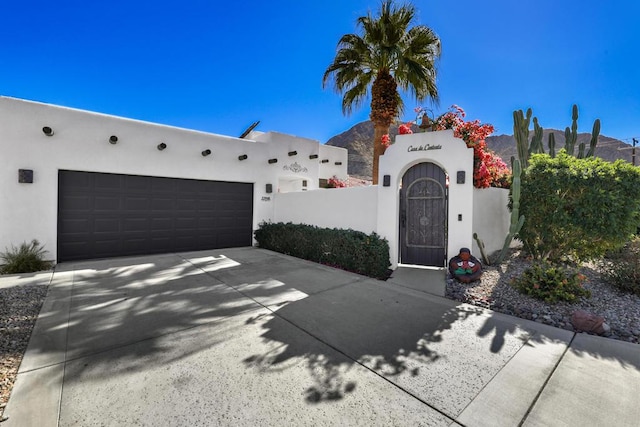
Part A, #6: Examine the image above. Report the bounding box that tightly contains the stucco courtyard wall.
[272,133,511,269]
[273,186,378,233]
[472,187,511,257]
[0,97,346,260]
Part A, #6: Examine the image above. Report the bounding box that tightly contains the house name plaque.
[407,144,442,152]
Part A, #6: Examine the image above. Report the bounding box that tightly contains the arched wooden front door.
[399,162,448,266]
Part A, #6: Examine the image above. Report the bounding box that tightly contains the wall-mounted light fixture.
[109,135,118,144]
[383,175,391,187]
[335,161,342,165]
[238,154,248,161]
[42,126,54,136]
[201,149,211,157]
[268,158,278,164]
[18,169,34,184]
[309,154,318,159]
[288,150,297,156]
[266,184,273,193]
[157,143,167,151]
[456,171,466,184]
[321,159,329,163]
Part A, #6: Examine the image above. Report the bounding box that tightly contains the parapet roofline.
[0,95,264,144]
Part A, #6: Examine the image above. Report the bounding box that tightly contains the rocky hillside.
[326,121,633,179]
[485,130,632,166]
[325,121,418,179]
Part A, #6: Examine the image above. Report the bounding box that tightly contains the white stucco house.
[0,96,347,262]
[1,96,510,269]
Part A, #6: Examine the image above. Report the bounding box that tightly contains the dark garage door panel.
[58,171,254,262]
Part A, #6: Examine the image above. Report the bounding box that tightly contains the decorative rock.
[571,310,609,336]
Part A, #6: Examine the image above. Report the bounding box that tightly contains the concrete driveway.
[4,248,639,426]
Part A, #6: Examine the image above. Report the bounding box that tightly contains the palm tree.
[323,0,441,184]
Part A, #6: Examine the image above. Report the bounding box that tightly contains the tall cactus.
[548,132,556,157]
[531,117,545,155]
[564,104,579,156]
[496,158,525,264]
[513,108,532,169]
[513,104,600,164]
[563,105,600,159]
[586,118,601,158]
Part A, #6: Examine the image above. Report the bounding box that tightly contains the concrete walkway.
[4,248,639,426]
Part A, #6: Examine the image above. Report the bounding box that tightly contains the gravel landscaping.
[0,282,49,421]
[446,248,640,344]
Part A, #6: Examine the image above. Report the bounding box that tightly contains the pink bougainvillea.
[381,134,391,148]
[432,105,511,189]
[483,150,511,189]
[398,123,413,135]
[431,104,465,130]
[327,175,346,188]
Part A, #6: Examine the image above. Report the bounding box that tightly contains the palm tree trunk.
[370,70,398,185]
[372,124,389,185]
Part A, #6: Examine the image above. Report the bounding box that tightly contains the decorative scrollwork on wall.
[283,162,308,173]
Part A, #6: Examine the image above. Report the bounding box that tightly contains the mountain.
[485,130,633,166]
[325,121,419,179]
[326,121,634,179]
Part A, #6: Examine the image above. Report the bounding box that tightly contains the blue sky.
[2,1,638,144]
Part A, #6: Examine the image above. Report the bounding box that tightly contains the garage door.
[57,170,254,262]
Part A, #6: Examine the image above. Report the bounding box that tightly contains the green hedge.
[254,222,391,279]
[519,152,640,261]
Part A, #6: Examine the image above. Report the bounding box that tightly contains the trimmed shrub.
[519,151,640,261]
[0,240,53,274]
[511,261,591,303]
[599,237,640,296]
[254,222,391,279]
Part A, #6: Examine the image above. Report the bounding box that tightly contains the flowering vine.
[327,175,347,188]
[415,105,511,189]
[398,123,413,135]
[381,133,391,148]
[381,105,510,189]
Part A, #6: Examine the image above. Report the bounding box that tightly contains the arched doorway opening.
[399,162,448,266]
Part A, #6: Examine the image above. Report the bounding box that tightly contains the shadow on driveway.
[11,247,640,426]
